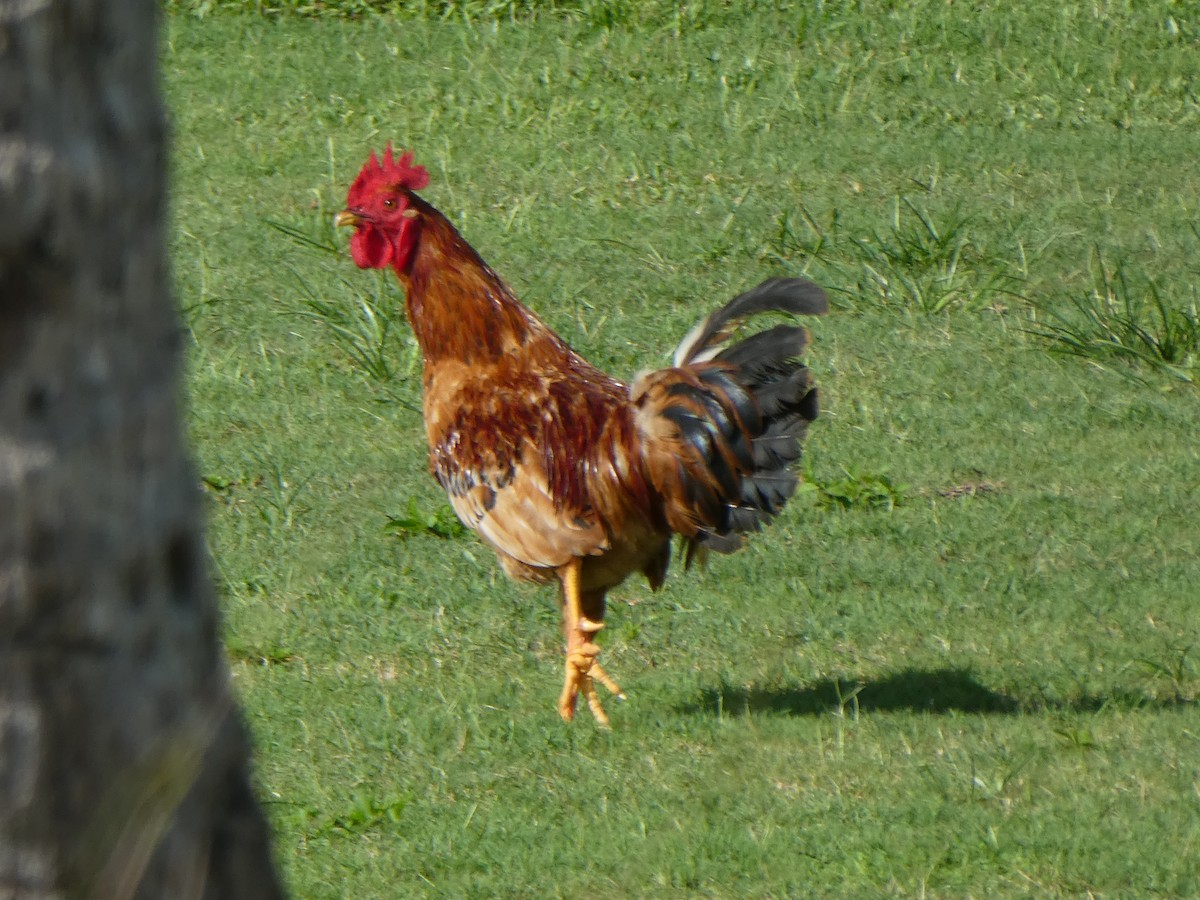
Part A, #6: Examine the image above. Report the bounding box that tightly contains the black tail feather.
[673,277,828,366]
[662,278,825,558]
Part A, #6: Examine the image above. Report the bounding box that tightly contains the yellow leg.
[556,559,625,726]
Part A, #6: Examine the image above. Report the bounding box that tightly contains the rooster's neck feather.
[397,199,561,365]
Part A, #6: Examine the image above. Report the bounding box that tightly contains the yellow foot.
[557,619,625,726]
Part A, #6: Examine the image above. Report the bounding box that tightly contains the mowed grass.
[164,4,1200,896]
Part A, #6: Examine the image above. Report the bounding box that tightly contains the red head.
[336,145,431,272]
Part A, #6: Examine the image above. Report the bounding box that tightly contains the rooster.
[335,147,827,725]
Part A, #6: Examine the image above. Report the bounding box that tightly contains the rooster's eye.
[383,198,396,209]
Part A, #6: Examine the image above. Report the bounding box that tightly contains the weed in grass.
[766,203,840,270]
[1028,248,1200,383]
[1133,642,1198,703]
[770,197,1023,314]
[383,497,468,540]
[851,198,991,314]
[226,637,297,667]
[312,791,410,836]
[251,458,311,534]
[803,467,908,511]
[295,274,412,384]
[271,219,420,394]
[201,473,238,500]
[1053,725,1099,750]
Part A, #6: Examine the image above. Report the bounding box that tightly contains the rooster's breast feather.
[424,357,624,574]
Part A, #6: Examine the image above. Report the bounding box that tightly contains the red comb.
[347,144,430,204]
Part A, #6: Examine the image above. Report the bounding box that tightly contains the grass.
[1028,247,1200,383]
[770,197,1024,315]
[165,3,1200,896]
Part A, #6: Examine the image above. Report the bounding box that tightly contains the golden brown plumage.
[337,147,827,725]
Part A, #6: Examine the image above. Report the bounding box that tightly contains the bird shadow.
[677,667,1192,718]
[686,672,1200,720]
[680,668,1015,718]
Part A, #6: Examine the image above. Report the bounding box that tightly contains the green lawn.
[165,3,1200,895]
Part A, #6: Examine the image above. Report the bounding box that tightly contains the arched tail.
[634,278,826,560]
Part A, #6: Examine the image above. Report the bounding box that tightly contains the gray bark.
[0,0,284,897]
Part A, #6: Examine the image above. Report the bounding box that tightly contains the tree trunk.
[0,0,284,897]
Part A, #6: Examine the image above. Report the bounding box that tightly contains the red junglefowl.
[335,146,827,726]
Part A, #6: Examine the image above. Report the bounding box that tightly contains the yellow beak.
[334,210,361,228]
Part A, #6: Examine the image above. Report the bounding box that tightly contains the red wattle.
[350,225,392,269]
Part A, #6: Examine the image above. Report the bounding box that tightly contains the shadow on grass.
[682,668,1198,717]
[684,668,1018,718]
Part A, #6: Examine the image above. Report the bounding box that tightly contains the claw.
[558,645,624,726]
[589,661,626,700]
[580,673,610,727]
[557,558,625,726]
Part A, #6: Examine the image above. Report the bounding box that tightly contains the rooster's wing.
[424,359,619,578]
